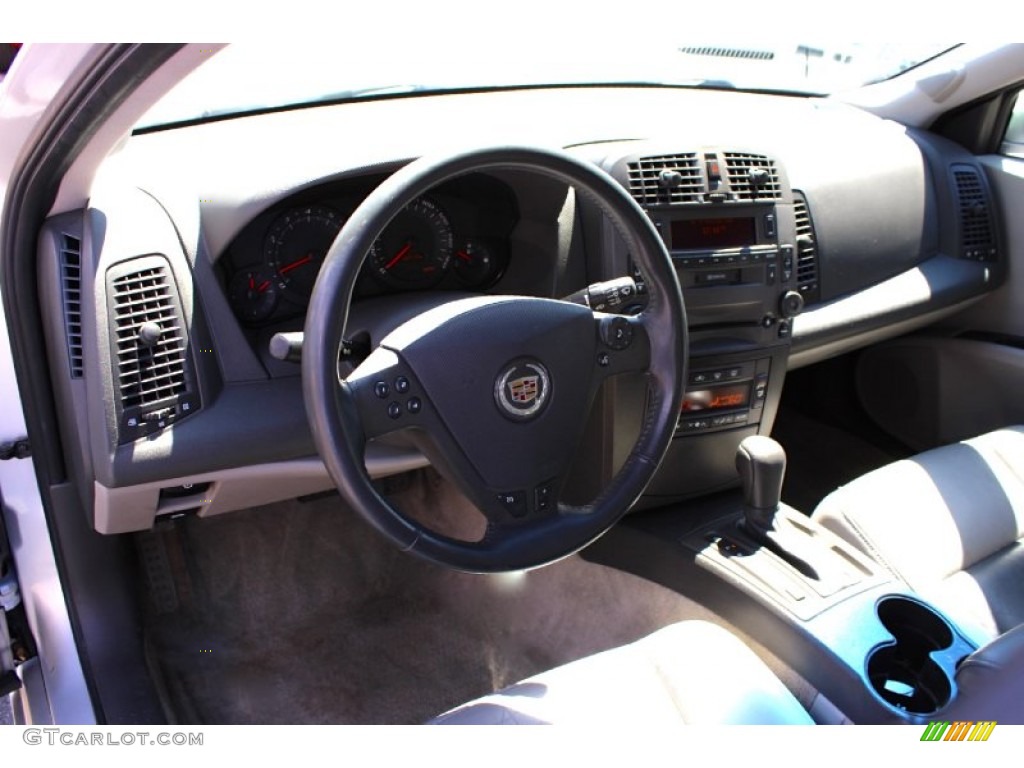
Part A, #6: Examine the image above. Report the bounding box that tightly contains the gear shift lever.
[736,435,786,535]
[735,435,818,579]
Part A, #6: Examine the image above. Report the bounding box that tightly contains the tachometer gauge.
[229,269,280,323]
[369,197,453,290]
[265,205,344,303]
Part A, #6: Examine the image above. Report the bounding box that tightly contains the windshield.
[138,41,957,129]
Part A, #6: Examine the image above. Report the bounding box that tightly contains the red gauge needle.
[248,275,255,290]
[279,253,313,275]
[456,250,472,263]
[384,242,412,270]
[256,280,271,294]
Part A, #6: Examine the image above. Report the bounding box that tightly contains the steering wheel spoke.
[341,348,432,442]
[592,313,651,382]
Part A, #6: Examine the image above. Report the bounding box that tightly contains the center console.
[590,145,819,504]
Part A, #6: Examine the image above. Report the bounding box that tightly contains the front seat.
[430,620,814,725]
[812,426,1024,641]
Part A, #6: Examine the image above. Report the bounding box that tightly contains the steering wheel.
[302,146,687,572]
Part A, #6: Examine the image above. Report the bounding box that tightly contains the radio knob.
[779,290,804,319]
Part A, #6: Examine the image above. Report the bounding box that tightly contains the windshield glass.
[138,41,957,129]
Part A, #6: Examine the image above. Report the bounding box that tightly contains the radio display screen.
[681,383,751,412]
[671,217,757,250]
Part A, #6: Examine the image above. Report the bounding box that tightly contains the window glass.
[1003,92,1024,159]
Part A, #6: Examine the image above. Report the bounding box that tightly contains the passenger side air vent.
[627,154,703,205]
[59,233,84,378]
[108,256,199,442]
[792,192,820,305]
[952,165,997,262]
[723,153,781,200]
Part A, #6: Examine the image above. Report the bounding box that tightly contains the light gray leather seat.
[429,620,813,725]
[813,426,1024,641]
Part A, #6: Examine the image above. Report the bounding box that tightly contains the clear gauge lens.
[369,197,453,290]
[229,269,280,323]
[265,205,344,303]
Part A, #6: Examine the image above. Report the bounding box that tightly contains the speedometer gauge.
[369,197,453,290]
[265,205,344,303]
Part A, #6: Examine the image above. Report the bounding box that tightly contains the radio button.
[752,374,769,409]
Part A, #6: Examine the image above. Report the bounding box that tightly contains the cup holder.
[866,596,956,715]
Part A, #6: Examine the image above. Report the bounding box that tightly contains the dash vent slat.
[59,233,84,378]
[627,153,703,205]
[110,261,189,410]
[723,152,781,201]
[952,165,997,262]
[792,191,820,304]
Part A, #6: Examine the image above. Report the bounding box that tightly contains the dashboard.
[34,85,1005,534]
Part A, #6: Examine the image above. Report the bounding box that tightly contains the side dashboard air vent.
[723,152,781,200]
[59,233,84,378]
[952,165,997,262]
[627,153,703,205]
[792,192,820,304]
[110,258,190,411]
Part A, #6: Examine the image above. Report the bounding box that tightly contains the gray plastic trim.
[94,446,430,534]
[12,657,52,725]
[790,253,994,369]
[0,459,95,724]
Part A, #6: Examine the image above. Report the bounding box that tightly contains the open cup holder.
[866,595,972,716]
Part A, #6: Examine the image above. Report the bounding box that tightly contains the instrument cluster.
[225,174,518,325]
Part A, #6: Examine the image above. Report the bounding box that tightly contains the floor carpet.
[139,469,730,724]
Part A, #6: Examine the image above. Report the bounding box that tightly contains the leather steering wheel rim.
[303,146,687,572]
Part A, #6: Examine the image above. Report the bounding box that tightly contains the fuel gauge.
[452,240,504,289]
[229,269,279,324]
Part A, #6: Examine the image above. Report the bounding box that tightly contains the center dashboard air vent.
[627,153,703,205]
[951,164,997,262]
[107,255,199,442]
[723,153,781,201]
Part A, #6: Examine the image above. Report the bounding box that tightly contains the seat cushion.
[813,426,1024,638]
[429,620,813,725]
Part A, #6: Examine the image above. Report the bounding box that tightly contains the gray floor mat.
[139,469,727,724]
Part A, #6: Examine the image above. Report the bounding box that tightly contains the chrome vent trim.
[59,233,84,378]
[111,260,189,410]
[723,152,781,200]
[793,192,820,302]
[626,153,703,205]
[952,165,997,262]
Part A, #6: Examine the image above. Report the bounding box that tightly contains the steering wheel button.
[395,376,410,394]
[387,402,402,419]
[601,317,633,350]
[374,381,390,398]
[535,483,554,513]
[496,491,527,518]
[406,397,422,414]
